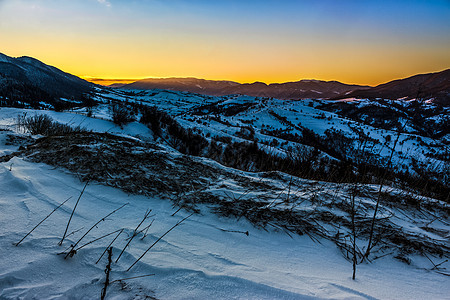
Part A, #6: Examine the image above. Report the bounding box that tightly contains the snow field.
[1,156,449,299]
[0,100,449,299]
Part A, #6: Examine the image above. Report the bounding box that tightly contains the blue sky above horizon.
[0,0,449,85]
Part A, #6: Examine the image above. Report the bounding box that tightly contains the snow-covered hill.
[0,105,449,299]
[93,88,449,192]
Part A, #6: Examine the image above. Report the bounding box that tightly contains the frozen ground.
[0,107,449,299]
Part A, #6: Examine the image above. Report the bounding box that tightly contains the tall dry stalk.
[59,180,89,245]
[116,209,152,263]
[127,214,192,272]
[100,247,113,300]
[65,203,128,258]
[364,130,401,258]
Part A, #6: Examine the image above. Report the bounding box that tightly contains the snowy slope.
[0,108,449,299]
[93,88,448,179]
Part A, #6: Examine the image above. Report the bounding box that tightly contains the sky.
[0,0,449,85]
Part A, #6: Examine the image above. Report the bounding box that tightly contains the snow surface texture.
[1,148,449,299]
[0,105,449,299]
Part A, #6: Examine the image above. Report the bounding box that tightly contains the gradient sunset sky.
[0,0,449,85]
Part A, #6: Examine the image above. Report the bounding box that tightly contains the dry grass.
[7,131,450,264]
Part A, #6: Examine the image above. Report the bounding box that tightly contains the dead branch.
[65,203,128,259]
[219,228,249,236]
[116,209,152,263]
[127,213,192,272]
[59,180,89,245]
[96,228,124,264]
[75,228,123,252]
[110,273,155,284]
[100,247,113,300]
[139,220,154,240]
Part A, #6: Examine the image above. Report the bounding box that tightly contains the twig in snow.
[65,226,85,239]
[432,260,448,270]
[139,219,154,240]
[59,180,89,245]
[15,197,72,246]
[74,229,123,252]
[365,131,401,259]
[65,203,128,259]
[435,271,450,277]
[424,253,448,271]
[127,213,193,272]
[110,273,155,284]
[116,209,152,263]
[96,228,124,264]
[100,247,113,300]
[171,205,184,217]
[372,251,394,261]
[219,228,249,236]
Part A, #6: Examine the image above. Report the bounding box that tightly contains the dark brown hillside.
[343,69,450,105]
[122,77,369,99]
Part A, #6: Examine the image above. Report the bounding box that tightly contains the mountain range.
[119,70,450,104]
[120,77,370,100]
[0,52,449,105]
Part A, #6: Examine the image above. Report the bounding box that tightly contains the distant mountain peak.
[121,77,370,99]
[119,70,450,103]
[341,68,450,105]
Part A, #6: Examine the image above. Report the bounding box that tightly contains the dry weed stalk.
[116,209,152,263]
[100,247,113,300]
[96,228,124,264]
[59,180,89,245]
[64,203,128,259]
[74,228,123,252]
[127,213,193,272]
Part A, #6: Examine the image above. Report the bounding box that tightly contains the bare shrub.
[19,114,86,136]
[20,114,53,135]
[111,104,135,126]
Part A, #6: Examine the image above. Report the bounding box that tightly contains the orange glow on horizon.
[2,43,448,87]
[82,77,143,86]
[1,0,449,87]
